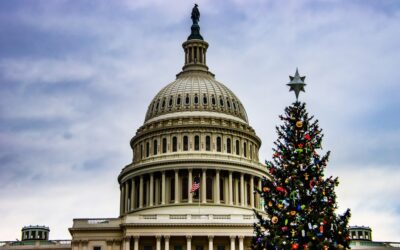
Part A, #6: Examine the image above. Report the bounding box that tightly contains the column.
[240,173,245,206]
[230,236,236,250]
[156,236,161,250]
[162,171,166,205]
[120,185,124,215]
[215,170,220,204]
[164,236,170,250]
[188,169,193,203]
[257,178,262,209]
[125,182,130,212]
[234,178,239,205]
[208,236,214,250]
[139,175,144,208]
[228,171,233,205]
[202,169,207,203]
[186,235,192,250]
[131,179,136,210]
[238,236,244,250]
[174,170,179,204]
[250,176,254,208]
[150,173,154,206]
[124,237,130,250]
[133,237,139,250]
[106,241,112,250]
[82,241,88,250]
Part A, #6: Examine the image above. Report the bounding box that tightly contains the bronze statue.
[191,4,200,24]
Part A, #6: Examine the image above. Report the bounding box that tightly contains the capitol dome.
[70,6,268,250]
[144,71,249,124]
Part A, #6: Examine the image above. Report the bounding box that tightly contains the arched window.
[216,137,222,152]
[247,180,251,206]
[194,135,200,151]
[162,138,167,153]
[183,136,189,151]
[206,176,213,200]
[156,100,160,110]
[177,95,181,105]
[219,96,224,106]
[182,176,188,200]
[153,140,158,155]
[172,137,178,152]
[250,144,253,159]
[161,98,166,108]
[185,95,190,105]
[168,96,173,107]
[243,142,247,157]
[227,99,231,109]
[236,140,240,155]
[146,142,150,157]
[140,144,143,159]
[205,136,211,151]
[233,101,237,111]
[211,95,216,105]
[227,138,231,153]
[194,95,199,104]
[203,94,208,104]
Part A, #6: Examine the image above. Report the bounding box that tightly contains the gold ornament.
[296,121,303,128]
[271,216,278,224]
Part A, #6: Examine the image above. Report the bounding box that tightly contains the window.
[183,136,189,151]
[182,177,188,200]
[211,95,216,105]
[250,144,253,159]
[205,136,211,151]
[170,177,175,202]
[233,101,237,111]
[227,99,231,108]
[194,135,200,151]
[162,138,167,153]
[227,138,231,153]
[153,140,158,155]
[177,95,181,105]
[247,181,251,205]
[203,95,208,104]
[146,142,150,157]
[156,100,160,110]
[243,142,247,157]
[94,247,101,250]
[236,140,240,155]
[162,98,166,108]
[173,137,178,152]
[206,176,213,200]
[140,144,143,159]
[216,137,222,152]
[194,95,199,104]
[169,96,173,107]
[185,95,190,105]
[219,96,224,106]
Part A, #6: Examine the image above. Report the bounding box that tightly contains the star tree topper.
[287,68,306,101]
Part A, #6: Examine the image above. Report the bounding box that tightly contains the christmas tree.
[252,69,351,250]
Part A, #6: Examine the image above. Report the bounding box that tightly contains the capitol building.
[69,6,267,250]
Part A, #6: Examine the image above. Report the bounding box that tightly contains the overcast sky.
[1,0,400,242]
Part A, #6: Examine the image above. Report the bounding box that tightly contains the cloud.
[0,0,400,242]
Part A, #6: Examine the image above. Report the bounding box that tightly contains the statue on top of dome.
[191,4,200,24]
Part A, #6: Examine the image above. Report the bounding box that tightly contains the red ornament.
[305,134,311,140]
[276,186,287,194]
[309,180,316,189]
[273,152,279,158]
[292,243,299,249]
[298,143,303,149]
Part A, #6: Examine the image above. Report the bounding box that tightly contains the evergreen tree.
[252,70,351,250]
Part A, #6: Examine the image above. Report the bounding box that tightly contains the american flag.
[190,176,200,193]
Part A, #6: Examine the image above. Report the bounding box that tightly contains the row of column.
[120,169,263,215]
[185,44,206,65]
[123,235,245,250]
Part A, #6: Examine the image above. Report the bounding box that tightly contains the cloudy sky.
[1,0,400,242]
